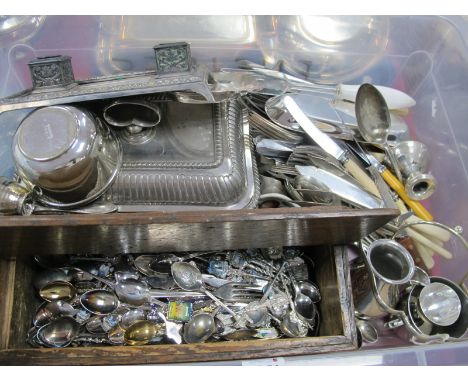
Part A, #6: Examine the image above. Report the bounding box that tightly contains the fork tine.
[230,283,263,289]
[233,293,262,298]
[232,291,263,297]
[228,296,261,302]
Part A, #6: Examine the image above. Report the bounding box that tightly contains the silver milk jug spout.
[351,239,416,318]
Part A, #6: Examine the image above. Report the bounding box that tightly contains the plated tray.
[106,99,259,211]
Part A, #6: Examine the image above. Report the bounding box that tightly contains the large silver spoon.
[234,61,416,109]
[355,83,403,182]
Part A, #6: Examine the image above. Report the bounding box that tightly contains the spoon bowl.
[297,280,321,303]
[33,300,77,327]
[244,301,269,327]
[107,324,126,345]
[355,83,403,180]
[121,308,147,329]
[80,289,120,315]
[37,316,80,348]
[355,84,390,144]
[124,320,162,345]
[171,262,203,291]
[183,313,216,343]
[39,281,76,302]
[33,269,72,291]
[114,279,150,306]
[294,295,316,322]
[280,310,309,338]
[356,318,378,344]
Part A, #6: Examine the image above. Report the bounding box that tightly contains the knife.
[283,95,382,199]
[295,165,383,210]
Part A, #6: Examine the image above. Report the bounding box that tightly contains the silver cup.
[12,105,121,206]
[351,239,416,318]
[386,276,467,342]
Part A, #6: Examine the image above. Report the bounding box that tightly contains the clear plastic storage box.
[0,15,467,365]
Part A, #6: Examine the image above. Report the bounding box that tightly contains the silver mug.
[386,276,467,343]
[351,239,416,319]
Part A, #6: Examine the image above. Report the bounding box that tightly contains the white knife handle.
[413,240,435,270]
[407,218,451,243]
[337,84,416,110]
[343,159,381,198]
[406,228,453,260]
[396,201,451,242]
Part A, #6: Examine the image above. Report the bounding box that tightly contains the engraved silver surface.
[0,65,215,114]
[154,42,192,75]
[28,55,75,89]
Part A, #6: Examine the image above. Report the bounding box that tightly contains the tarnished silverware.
[39,281,76,302]
[213,282,264,303]
[295,165,383,209]
[355,83,403,183]
[124,320,164,345]
[282,94,382,197]
[171,262,242,324]
[36,317,80,348]
[183,311,217,344]
[0,177,32,215]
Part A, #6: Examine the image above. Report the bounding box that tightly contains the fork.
[212,282,264,303]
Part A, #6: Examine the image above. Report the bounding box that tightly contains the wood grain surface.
[0,207,398,257]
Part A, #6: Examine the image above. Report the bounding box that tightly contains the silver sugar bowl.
[12,105,120,205]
